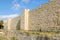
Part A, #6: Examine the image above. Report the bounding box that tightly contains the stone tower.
[20,9,30,30]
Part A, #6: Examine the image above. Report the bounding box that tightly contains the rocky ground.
[6,30,60,40]
[0,30,60,40]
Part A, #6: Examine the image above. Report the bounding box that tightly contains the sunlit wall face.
[8,17,11,30]
[24,9,30,30]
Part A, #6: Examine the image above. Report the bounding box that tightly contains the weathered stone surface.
[20,9,26,30]
[4,0,60,32]
[4,16,20,30]
[10,16,20,30]
[15,32,60,40]
[4,0,60,35]
[4,21,8,30]
[20,9,30,30]
[28,0,60,32]
[3,0,60,40]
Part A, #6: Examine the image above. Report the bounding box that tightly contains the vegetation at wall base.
[11,37,16,40]
[17,30,56,37]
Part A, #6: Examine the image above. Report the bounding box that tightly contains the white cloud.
[11,0,20,10]
[22,0,30,3]
[0,14,19,18]
[11,4,20,10]
[11,0,30,10]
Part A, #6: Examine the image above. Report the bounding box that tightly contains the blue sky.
[0,0,49,19]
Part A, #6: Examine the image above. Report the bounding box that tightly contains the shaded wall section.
[10,16,20,30]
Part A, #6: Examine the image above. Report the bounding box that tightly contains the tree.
[0,20,4,29]
[0,20,4,25]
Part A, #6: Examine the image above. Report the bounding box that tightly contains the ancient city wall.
[20,9,29,30]
[4,17,20,31]
[10,16,20,30]
[20,9,25,30]
[29,0,60,32]
[4,22,8,30]
[4,0,60,32]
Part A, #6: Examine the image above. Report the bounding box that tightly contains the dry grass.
[0,34,8,40]
[17,30,56,37]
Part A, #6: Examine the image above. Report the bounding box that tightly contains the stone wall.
[20,9,25,30]
[4,22,8,30]
[29,0,60,32]
[15,32,60,40]
[4,0,60,32]
[20,9,30,30]
[4,16,20,30]
[10,16,20,30]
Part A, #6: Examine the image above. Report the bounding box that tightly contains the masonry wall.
[20,9,29,30]
[10,16,20,30]
[20,10,25,30]
[4,22,8,30]
[29,0,60,32]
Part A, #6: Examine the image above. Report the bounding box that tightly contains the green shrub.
[11,37,16,40]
